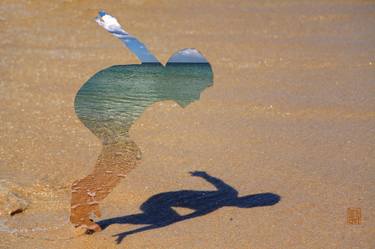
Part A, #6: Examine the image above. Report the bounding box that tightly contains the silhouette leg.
[70,141,139,231]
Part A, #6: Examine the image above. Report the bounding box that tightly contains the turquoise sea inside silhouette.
[75,63,213,144]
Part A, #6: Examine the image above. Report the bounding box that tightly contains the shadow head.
[233,193,281,208]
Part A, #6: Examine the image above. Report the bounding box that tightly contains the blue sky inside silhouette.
[167,48,208,63]
[96,11,159,63]
[121,37,160,63]
[96,11,208,64]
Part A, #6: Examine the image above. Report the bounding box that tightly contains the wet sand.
[0,0,374,248]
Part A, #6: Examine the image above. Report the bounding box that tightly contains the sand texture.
[0,0,374,248]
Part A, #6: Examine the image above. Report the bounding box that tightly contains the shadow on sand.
[97,171,280,244]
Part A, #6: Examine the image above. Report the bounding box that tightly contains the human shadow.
[97,171,280,244]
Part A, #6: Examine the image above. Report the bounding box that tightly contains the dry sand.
[0,0,374,248]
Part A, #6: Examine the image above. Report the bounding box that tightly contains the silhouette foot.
[84,222,102,234]
[73,221,102,236]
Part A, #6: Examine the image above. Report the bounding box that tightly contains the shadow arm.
[113,224,162,244]
[191,171,238,194]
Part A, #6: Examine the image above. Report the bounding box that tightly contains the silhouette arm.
[95,11,160,64]
[190,171,238,195]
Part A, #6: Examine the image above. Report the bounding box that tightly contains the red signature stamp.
[347,208,361,225]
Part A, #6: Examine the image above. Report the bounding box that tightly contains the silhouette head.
[158,48,212,108]
[162,66,213,108]
[232,193,281,208]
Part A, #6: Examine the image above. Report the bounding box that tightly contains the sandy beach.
[0,0,374,248]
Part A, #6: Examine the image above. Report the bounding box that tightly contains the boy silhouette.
[71,11,213,233]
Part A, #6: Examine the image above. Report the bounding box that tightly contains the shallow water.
[75,63,213,144]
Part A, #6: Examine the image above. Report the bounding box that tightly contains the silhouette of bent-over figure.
[97,171,280,244]
[71,11,213,232]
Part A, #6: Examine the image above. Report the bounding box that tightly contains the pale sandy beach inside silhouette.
[0,1,374,248]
